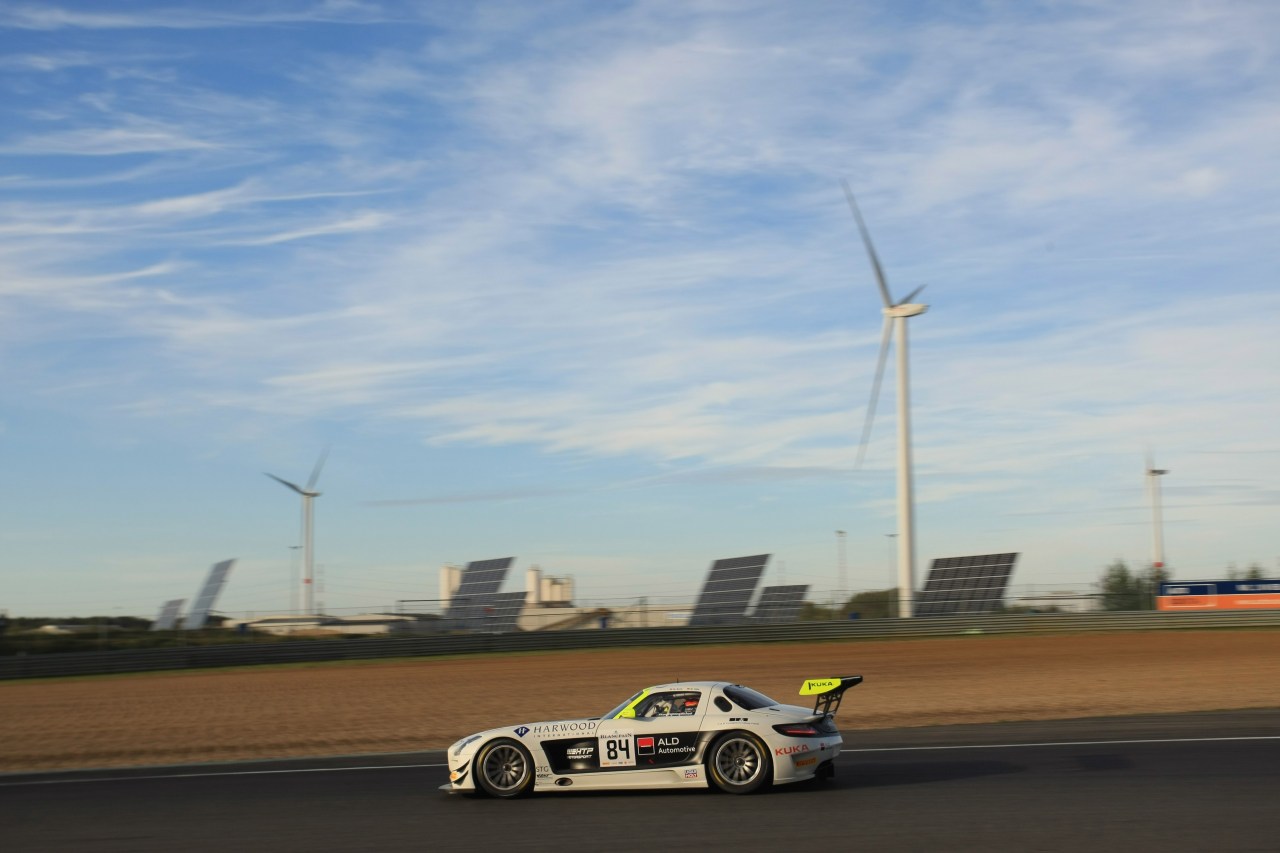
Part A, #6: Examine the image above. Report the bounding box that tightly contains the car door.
[593,689,706,772]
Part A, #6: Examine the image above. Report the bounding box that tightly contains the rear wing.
[799,675,863,716]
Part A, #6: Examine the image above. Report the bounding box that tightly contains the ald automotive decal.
[582,729,703,770]
[637,734,698,758]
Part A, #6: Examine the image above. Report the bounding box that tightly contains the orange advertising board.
[1157,580,1280,611]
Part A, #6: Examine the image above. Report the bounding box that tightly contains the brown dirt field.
[2,630,1278,773]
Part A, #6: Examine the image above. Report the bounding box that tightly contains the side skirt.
[534,765,709,792]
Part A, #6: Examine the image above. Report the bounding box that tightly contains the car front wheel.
[474,738,535,798]
[707,732,771,794]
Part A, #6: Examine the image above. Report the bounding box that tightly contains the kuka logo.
[775,744,809,756]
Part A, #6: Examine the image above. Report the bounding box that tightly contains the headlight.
[451,735,482,757]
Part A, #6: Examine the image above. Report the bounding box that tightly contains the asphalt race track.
[3,710,1278,852]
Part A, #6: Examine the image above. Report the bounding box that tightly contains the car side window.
[634,690,702,718]
[722,684,779,711]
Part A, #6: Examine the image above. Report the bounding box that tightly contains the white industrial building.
[436,562,692,630]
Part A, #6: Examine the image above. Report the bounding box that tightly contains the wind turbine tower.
[843,181,929,619]
[266,447,329,616]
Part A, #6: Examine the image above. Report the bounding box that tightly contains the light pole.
[885,533,898,617]
[1146,463,1168,571]
[1146,459,1169,609]
[288,545,302,614]
[99,606,121,651]
[835,531,847,602]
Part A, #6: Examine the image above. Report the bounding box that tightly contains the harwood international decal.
[531,721,599,735]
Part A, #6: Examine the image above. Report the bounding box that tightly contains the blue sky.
[2,1,1277,618]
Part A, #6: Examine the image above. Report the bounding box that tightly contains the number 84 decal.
[596,728,636,767]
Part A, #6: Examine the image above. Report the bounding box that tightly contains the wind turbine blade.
[841,179,894,309]
[266,472,306,495]
[306,445,331,493]
[855,317,894,470]
[899,283,927,305]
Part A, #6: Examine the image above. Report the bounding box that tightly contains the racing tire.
[473,738,535,799]
[706,731,772,794]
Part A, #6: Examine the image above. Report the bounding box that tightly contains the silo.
[526,565,542,606]
[439,563,462,607]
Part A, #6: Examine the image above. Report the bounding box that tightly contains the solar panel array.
[450,557,512,601]
[688,554,770,627]
[465,591,530,633]
[444,557,517,628]
[181,559,236,630]
[151,599,185,631]
[753,584,809,623]
[914,553,1019,617]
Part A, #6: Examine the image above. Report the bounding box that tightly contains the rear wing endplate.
[798,675,863,716]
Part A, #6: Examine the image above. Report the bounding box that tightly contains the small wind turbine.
[266,447,329,617]
[843,181,928,619]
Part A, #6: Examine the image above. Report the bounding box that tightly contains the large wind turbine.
[843,181,928,619]
[266,447,329,616]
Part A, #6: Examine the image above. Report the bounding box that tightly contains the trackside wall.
[2,610,1278,680]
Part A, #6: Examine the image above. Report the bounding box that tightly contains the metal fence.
[2,609,1278,680]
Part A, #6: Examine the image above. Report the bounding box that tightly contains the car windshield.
[602,690,645,720]
[723,684,781,711]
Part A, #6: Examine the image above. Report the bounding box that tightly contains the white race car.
[443,675,862,797]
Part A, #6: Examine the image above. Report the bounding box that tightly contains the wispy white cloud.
[0,1,399,31]
[1,124,220,156]
[232,210,393,245]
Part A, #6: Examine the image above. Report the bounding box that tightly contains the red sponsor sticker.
[637,736,655,755]
[775,744,810,756]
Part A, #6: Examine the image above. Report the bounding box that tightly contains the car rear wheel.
[707,732,771,794]
[474,738,535,798]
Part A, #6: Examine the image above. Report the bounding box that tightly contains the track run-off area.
[3,711,1279,852]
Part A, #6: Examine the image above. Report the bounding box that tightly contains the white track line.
[4,734,1279,788]
[0,762,448,787]
[846,734,1280,753]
